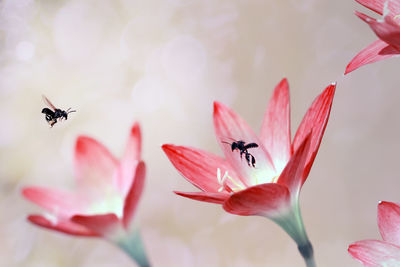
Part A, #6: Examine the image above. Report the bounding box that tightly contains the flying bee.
[222,140,258,167]
[41,95,76,127]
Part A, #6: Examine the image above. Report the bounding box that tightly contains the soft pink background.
[0,0,398,266]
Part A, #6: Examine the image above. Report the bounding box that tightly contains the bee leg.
[245,152,251,167]
[251,154,256,167]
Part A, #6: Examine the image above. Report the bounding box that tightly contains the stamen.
[271,176,279,183]
[216,168,245,192]
[223,184,234,193]
[44,212,58,225]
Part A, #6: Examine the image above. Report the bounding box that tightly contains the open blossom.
[345,0,400,74]
[349,201,400,267]
[23,123,149,266]
[163,78,335,266]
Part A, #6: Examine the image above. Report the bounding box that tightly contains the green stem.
[270,202,316,267]
[304,254,316,267]
[115,229,151,267]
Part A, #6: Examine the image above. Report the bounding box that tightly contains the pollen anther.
[216,168,244,192]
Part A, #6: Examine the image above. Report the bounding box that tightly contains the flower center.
[216,168,245,193]
[88,193,124,218]
[216,168,280,192]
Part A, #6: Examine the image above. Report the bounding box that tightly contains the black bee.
[222,140,259,167]
[41,95,76,127]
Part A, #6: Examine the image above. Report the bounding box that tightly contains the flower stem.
[298,242,316,267]
[270,202,317,267]
[115,229,151,267]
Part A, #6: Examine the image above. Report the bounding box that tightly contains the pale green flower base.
[115,229,151,267]
[270,202,316,267]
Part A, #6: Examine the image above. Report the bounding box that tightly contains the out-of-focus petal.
[292,83,335,179]
[345,39,399,74]
[277,132,311,196]
[74,136,118,193]
[223,183,290,217]
[22,187,85,217]
[28,214,98,236]
[117,123,141,194]
[348,240,400,267]
[378,201,400,246]
[162,144,241,192]
[213,101,276,186]
[260,78,292,173]
[122,162,145,230]
[71,214,120,237]
[174,191,229,204]
[356,11,400,48]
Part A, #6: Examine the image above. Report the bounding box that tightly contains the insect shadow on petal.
[41,95,76,127]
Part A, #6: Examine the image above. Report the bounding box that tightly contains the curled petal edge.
[222,183,291,217]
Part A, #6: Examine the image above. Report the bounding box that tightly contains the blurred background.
[0,0,398,266]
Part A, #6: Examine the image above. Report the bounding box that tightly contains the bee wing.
[42,95,56,111]
[244,143,259,149]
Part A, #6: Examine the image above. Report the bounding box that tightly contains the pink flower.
[163,78,335,265]
[345,0,400,74]
[349,201,400,267]
[23,123,145,239]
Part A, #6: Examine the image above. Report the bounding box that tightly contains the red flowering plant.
[163,78,335,267]
[349,201,400,267]
[23,123,150,267]
[345,0,400,74]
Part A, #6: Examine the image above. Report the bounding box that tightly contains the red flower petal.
[71,214,120,237]
[348,240,400,266]
[122,161,146,229]
[292,83,335,179]
[22,187,85,216]
[385,0,400,16]
[213,101,276,186]
[356,0,400,16]
[356,11,400,49]
[355,0,385,15]
[378,201,400,246]
[355,10,379,24]
[163,144,240,192]
[260,78,292,174]
[345,39,399,74]
[74,136,119,194]
[223,183,290,217]
[117,123,141,194]
[174,191,229,204]
[277,132,311,195]
[28,214,98,236]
